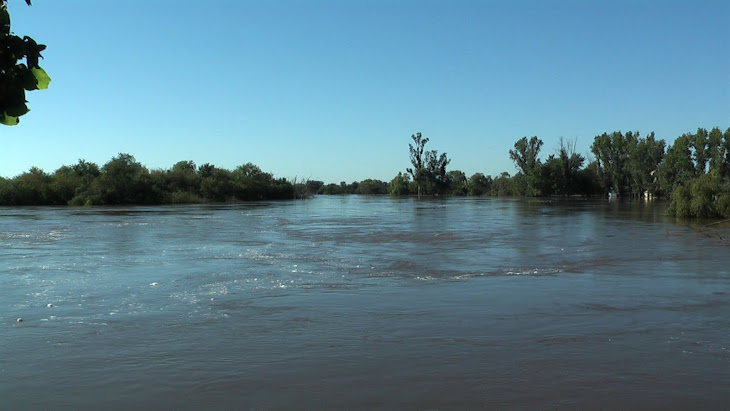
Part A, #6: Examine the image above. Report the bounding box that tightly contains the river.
[1,196,728,409]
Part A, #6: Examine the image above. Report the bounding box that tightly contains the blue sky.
[2,0,728,182]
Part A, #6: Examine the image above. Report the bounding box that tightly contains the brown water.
[2,196,729,409]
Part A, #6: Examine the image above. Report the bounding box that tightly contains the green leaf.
[0,112,20,126]
[19,65,39,90]
[31,67,50,89]
[5,101,29,117]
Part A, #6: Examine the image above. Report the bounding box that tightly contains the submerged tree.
[467,172,491,196]
[508,136,543,196]
[0,0,50,126]
[509,136,543,176]
[406,132,429,198]
[388,172,412,196]
[405,132,450,198]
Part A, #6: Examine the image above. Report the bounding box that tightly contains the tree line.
[0,154,298,206]
[500,128,730,218]
[315,128,730,219]
[2,128,729,219]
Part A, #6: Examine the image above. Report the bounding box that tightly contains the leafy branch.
[0,0,50,126]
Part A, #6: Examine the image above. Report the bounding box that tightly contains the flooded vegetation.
[2,127,729,219]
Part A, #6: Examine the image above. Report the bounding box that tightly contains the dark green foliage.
[0,154,296,206]
[551,138,585,196]
[405,132,451,198]
[304,180,324,196]
[575,163,604,197]
[388,173,412,196]
[355,179,388,195]
[590,131,666,198]
[5,126,728,217]
[590,131,632,196]
[318,181,360,195]
[659,134,694,195]
[509,136,543,176]
[667,170,730,219]
[506,136,590,197]
[508,136,544,196]
[707,127,726,175]
[491,172,514,196]
[447,170,468,196]
[200,168,234,202]
[629,133,665,197]
[663,127,730,218]
[0,0,49,126]
[467,173,491,196]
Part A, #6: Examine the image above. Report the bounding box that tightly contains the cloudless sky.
[2,0,728,182]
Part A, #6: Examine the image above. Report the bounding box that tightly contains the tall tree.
[556,137,585,195]
[388,172,412,196]
[406,132,429,199]
[591,131,638,196]
[724,127,730,176]
[509,136,543,175]
[627,132,665,197]
[509,136,543,196]
[658,134,695,195]
[707,127,726,174]
[467,173,492,196]
[0,0,50,125]
[690,128,709,175]
[424,149,451,195]
[447,170,467,196]
[406,132,450,198]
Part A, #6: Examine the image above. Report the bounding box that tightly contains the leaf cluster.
[0,0,49,125]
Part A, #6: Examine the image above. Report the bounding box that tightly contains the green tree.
[627,132,665,198]
[99,153,161,204]
[303,180,324,197]
[232,162,274,200]
[51,165,82,204]
[509,136,543,196]
[591,131,636,196]
[667,170,729,219]
[537,155,563,196]
[509,136,543,175]
[0,0,50,125]
[724,128,730,176]
[707,127,726,175]
[356,179,388,195]
[406,132,429,198]
[388,172,412,196]
[200,168,234,201]
[166,160,201,197]
[490,172,513,196]
[467,172,491,196]
[552,137,585,196]
[690,128,709,175]
[405,132,450,198]
[447,170,467,196]
[576,161,603,197]
[10,166,51,204]
[424,149,451,195]
[66,159,102,205]
[658,134,695,195]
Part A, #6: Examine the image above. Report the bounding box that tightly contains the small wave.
[502,267,563,276]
